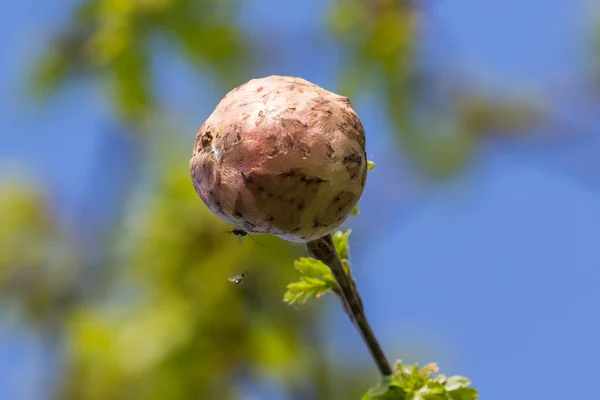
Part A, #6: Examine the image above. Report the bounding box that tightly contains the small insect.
[227,227,265,246]
[228,269,248,285]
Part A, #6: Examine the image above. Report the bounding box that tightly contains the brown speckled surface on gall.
[190,75,368,242]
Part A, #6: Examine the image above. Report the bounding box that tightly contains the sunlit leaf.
[362,376,406,400]
[447,388,479,400]
[363,360,480,400]
[293,257,330,278]
[444,376,472,392]
[284,258,338,305]
[332,229,351,260]
[31,0,251,124]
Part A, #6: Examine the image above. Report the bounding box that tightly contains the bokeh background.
[1,0,600,399]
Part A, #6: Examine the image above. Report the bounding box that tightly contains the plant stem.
[306,234,393,376]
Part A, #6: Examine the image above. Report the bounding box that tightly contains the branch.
[305,234,393,376]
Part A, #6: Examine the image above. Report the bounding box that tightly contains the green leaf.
[414,381,446,400]
[389,360,478,400]
[351,205,360,216]
[332,230,351,260]
[362,376,406,400]
[444,376,471,392]
[284,258,338,305]
[283,277,334,305]
[447,388,478,400]
[367,160,375,171]
[293,257,330,278]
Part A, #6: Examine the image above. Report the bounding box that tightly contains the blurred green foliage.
[32,0,248,123]
[54,163,331,399]
[0,182,80,327]
[2,159,375,398]
[5,0,585,397]
[329,0,544,178]
[362,361,477,400]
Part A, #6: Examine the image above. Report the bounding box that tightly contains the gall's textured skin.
[190,75,367,242]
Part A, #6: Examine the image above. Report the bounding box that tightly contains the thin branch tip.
[306,234,392,376]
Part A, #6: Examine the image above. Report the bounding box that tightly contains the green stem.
[306,234,393,376]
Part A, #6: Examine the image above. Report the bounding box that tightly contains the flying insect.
[227,269,248,285]
[227,227,265,246]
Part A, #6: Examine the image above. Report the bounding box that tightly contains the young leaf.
[447,388,478,400]
[283,277,335,305]
[367,160,375,171]
[443,376,471,391]
[351,204,360,216]
[386,360,478,400]
[284,259,338,305]
[362,376,406,400]
[332,229,351,260]
[293,257,330,278]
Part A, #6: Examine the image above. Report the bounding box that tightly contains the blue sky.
[1,0,600,399]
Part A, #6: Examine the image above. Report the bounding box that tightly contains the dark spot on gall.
[313,216,324,227]
[268,147,280,158]
[325,142,335,159]
[338,97,352,107]
[300,174,327,185]
[265,136,278,156]
[343,153,363,177]
[280,118,307,130]
[241,172,253,183]
[338,122,352,134]
[283,135,295,148]
[299,143,311,157]
[280,168,301,178]
[201,131,213,148]
[256,110,265,126]
[313,97,330,106]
